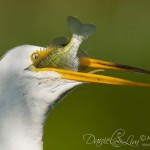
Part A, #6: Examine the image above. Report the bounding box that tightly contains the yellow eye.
[31,52,39,63]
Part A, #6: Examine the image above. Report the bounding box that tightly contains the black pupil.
[34,55,38,60]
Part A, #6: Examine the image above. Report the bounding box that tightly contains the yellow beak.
[32,57,150,87]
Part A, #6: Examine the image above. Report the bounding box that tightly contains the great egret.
[0,16,149,150]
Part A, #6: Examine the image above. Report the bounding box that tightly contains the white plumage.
[0,45,81,150]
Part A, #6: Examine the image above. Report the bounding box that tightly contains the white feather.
[0,45,81,150]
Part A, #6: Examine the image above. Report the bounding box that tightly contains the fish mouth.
[30,57,150,87]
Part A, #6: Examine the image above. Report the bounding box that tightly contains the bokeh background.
[0,0,150,150]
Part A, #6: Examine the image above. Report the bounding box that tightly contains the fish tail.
[67,16,96,40]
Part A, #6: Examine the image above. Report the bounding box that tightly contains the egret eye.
[31,52,39,63]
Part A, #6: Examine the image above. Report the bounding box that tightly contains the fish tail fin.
[67,16,96,40]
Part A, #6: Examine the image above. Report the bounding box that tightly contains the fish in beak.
[29,16,150,87]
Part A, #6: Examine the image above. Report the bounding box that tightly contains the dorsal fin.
[51,37,69,47]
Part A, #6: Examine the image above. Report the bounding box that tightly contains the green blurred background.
[0,0,150,150]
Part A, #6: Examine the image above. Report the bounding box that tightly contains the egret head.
[0,44,149,128]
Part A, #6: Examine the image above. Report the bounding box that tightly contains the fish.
[30,16,150,75]
[30,16,96,71]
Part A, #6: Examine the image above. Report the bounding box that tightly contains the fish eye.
[31,53,39,62]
